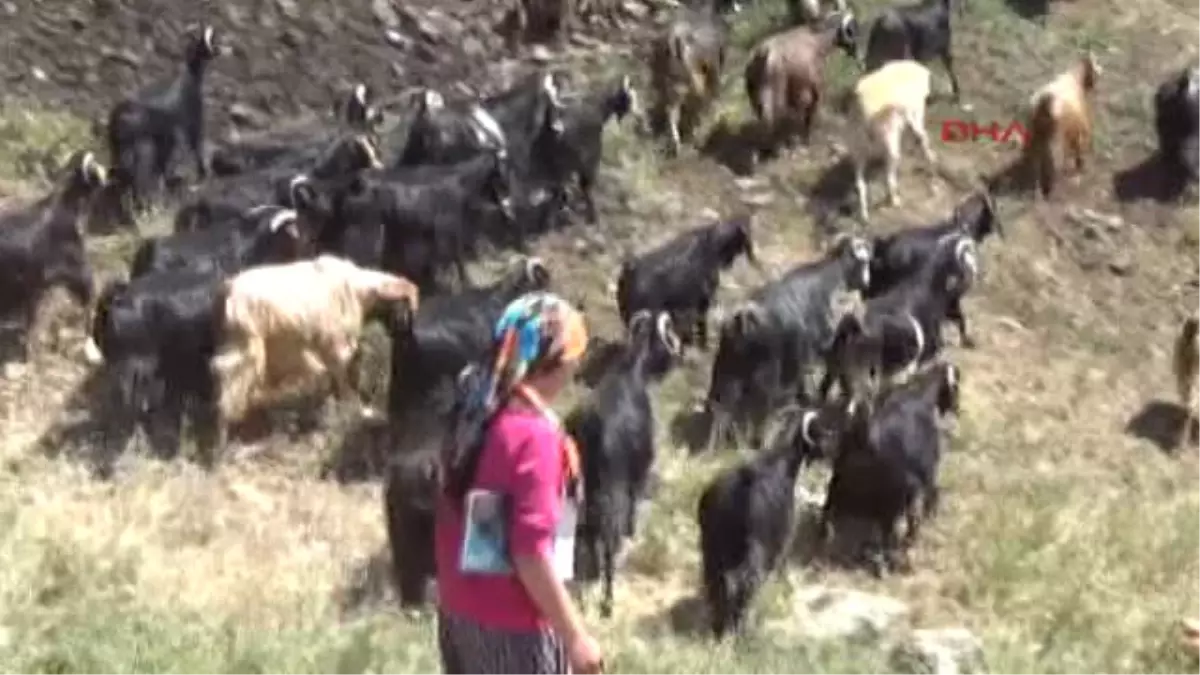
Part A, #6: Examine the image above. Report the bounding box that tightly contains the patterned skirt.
[437,610,568,674]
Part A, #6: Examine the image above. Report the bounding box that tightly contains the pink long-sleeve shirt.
[434,404,568,632]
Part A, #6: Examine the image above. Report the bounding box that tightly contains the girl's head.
[441,292,588,500]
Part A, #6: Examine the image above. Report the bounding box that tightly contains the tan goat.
[1174,315,1198,448]
[650,7,730,156]
[744,11,858,160]
[212,255,419,435]
[846,59,937,222]
[1021,51,1100,198]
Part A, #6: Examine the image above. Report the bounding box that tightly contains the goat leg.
[941,50,962,102]
[600,535,617,618]
[948,298,975,348]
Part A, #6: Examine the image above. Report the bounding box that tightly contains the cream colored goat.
[212,255,419,434]
[846,59,937,222]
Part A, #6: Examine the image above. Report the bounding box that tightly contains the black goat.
[84,269,226,461]
[131,206,309,280]
[0,151,107,360]
[703,234,873,448]
[210,84,382,178]
[386,257,552,446]
[397,72,565,171]
[821,360,960,575]
[174,132,384,234]
[822,233,977,401]
[321,150,516,293]
[533,75,638,223]
[569,311,682,618]
[1154,64,1200,183]
[106,25,222,222]
[862,0,961,101]
[383,442,441,608]
[867,190,1000,347]
[616,212,758,351]
[698,405,830,638]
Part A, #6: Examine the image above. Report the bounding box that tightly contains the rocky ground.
[0,0,1197,671]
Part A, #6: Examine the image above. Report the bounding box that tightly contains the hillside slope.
[0,0,1197,672]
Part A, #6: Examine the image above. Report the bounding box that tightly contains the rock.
[2,2,17,16]
[529,45,554,63]
[98,45,140,68]
[461,35,485,57]
[785,587,911,642]
[3,362,26,380]
[228,102,270,129]
[384,29,411,50]
[274,0,300,19]
[891,628,985,675]
[373,0,400,28]
[1108,253,1136,276]
[622,0,649,17]
[30,67,48,82]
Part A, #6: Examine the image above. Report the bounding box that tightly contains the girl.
[434,292,604,674]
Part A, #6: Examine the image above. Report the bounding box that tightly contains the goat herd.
[0,0,1196,642]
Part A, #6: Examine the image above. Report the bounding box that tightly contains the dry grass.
[0,0,1198,671]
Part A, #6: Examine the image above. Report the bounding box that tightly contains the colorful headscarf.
[448,292,588,497]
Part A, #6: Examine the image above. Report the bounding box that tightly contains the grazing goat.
[383,442,441,607]
[698,406,829,638]
[387,257,551,446]
[867,190,1001,347]
[0,151,107,360]
[211,255,420,441]
[704,234,872,448]
[744,11,858,159]
[106,25,221,221]
[174,132,384,234]
[534,75,638,223]
[862,0,961,101]
[1021,51,1100,198]
[650,7,730,156]
[616,212,758,351]
[822,361,960,575]
[339,150,517,293]
[85,269,225,460]
[1175,315,1199,449]
[398,73,564,171]
[210,86,381,178]
[847,59,937,222]
[569,311,682,618]
[1154,64,1200,183]
[132,206,308,280]
[822,233,977,401]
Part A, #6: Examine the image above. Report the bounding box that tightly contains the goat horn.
[800,410,818,446]
[268,209,298,233]
[656,312,682,355]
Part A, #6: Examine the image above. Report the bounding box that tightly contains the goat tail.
[212,284,264,425]
[1023,94,1058,194]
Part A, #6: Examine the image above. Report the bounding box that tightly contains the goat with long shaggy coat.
[212,255,419,433]
[847,60,937,222]
[1021,51,1100,198]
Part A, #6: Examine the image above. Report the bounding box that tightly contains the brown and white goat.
[1021,51,1100,198]
[1174,315,1198,448]
[846,59,937,222]
[744,11,858,161]
[211,255,419,436]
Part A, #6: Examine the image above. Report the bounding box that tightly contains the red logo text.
[940,119,1029,147]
